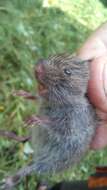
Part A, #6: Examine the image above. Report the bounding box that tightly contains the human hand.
[77,22,107,150]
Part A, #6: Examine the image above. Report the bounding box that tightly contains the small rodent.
[1,54,98,189]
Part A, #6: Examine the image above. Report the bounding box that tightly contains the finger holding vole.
[77,22,107,113]
[77,23,107,150]
[77,22,107,60]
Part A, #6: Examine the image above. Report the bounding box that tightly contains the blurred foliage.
[0,0,107,189]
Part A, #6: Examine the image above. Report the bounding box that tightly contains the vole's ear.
[77,58,93,94]
[79,58,93,65]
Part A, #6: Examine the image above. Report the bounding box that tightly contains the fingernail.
[103,62,107,98]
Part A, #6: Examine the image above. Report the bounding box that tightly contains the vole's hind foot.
[0,175,20,190]
[36,181,49,190]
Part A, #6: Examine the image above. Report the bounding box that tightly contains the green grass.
[0,0,107,189]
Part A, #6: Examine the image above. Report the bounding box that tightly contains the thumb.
[91,123,107,150]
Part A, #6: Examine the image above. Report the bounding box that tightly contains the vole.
[1,54,98,189]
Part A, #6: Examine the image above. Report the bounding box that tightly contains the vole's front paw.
[0,175,20,190]
[25,115,50,126]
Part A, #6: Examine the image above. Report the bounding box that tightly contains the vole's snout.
[35,59,47,81]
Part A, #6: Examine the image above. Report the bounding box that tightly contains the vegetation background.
[0,0,107,189]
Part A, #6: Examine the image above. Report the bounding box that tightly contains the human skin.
[77,22,107,150]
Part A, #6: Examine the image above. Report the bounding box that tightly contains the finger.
[77,22,107,60]
[78,37,107,60]
[91,124,107,150]
[96,109,107,121]
[88,56,107,112]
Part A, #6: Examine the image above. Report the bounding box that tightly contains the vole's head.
[35,54,91,105]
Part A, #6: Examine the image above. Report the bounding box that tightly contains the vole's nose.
[35,59,46,81]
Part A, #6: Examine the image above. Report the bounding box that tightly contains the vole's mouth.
[35,61,48,96]
[37,81,48,96]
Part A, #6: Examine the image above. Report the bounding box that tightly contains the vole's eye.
[63,68,71,76]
